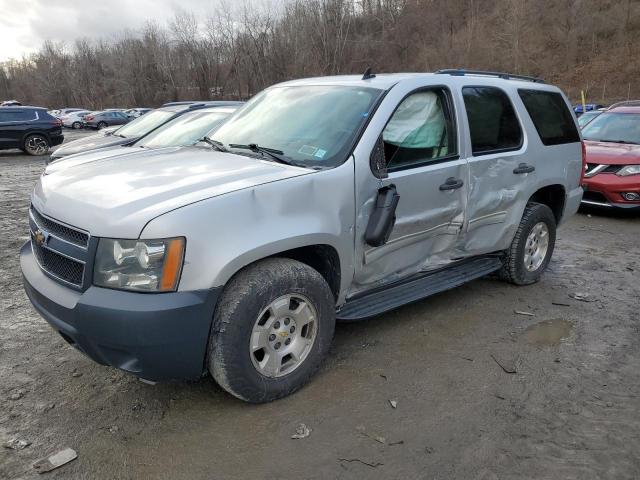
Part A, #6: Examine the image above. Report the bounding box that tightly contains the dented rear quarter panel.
[140,160,356,302]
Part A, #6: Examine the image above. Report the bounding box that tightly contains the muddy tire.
[208,258,335,403]
[22,134,50,156]
[500,202,556,285]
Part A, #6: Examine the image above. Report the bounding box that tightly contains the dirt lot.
[1,131,639,479]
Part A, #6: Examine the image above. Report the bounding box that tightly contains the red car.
[581,103,640,210]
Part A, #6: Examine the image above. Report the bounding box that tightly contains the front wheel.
[500,202,556,285]
[23,134,50,156]
[208,258,335,403]
[97,121,108,129]
[72,121,82,129]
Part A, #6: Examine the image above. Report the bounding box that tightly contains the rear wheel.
[500,202,556,285]
[97,121,108,129]
[208,258,335,403]
[23,134,50,156]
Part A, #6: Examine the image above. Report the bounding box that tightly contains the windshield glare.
[115,109,174,138]
[212,85,382,167]
[577,111,601,128]
[582,112,640,144]
[136,110,232,148]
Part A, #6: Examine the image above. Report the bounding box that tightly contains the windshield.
[136,110,233,148]
[114,109,174,138]
[212,85,383,168]
[582,112,640,144]
[577,111,601,128]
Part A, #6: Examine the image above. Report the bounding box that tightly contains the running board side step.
[336,256,502,321]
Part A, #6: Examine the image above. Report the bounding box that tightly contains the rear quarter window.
[518,89,580,145]
[40,111,57,121]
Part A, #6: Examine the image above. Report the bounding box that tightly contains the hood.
[51,131,136,158]
[47,145,146,169]
[32,146,312,238]
[585,140,640,165]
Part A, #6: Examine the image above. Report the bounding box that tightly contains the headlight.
[93,237,185,292]
[616,165,640,176]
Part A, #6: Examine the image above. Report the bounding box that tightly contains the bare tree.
[0,0,637,107]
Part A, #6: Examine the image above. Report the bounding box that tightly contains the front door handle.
[513,163,535,174]
[439,177,464,191]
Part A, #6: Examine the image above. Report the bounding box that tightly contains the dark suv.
[0,106,64,155]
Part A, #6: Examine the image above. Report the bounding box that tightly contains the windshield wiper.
[228,143,293,165]
[598,139,639,145]
[200,136,228,151]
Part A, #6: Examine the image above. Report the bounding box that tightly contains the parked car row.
[48,101,243,162]
[46,107,153,130]
[0,100,242,157]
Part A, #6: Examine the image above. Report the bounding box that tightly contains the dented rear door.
[460,85,536,254]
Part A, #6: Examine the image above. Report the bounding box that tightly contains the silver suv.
[21,70,584,403]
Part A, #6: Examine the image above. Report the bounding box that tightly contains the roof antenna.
[362,66,376,80]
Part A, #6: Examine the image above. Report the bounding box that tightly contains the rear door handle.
[439,177,464,191]
[513,163,535,174]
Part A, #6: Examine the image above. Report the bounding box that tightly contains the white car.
[125,108,151,118]
[50,108,86,118]
[60,110,91,129]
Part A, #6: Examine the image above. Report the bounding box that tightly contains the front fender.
[140,159,356,301]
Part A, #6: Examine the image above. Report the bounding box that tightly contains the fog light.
[622,192,640,201]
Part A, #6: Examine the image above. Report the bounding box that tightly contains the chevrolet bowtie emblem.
[278,331,288,338]
[33,229,47,247]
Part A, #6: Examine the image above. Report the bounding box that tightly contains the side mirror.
[365,185,399,247]
[370,135,388,179]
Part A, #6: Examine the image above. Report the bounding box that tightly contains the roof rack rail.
[435,69,545,84]
[607,100,640,110]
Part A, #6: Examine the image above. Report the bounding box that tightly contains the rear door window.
[462,86,523,155]
[0,110,35,122]
[518,89,580,145]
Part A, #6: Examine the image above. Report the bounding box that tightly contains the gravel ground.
[1,131,639,479]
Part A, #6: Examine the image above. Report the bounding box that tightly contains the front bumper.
[21,242,221,381]
[582,174,640,209]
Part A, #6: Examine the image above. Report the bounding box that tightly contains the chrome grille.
[585,163,620,178]
[30,207,89,248]
[31,235,85,286]
[29,207,89,288]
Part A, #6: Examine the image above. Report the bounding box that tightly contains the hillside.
[1,0,638,108]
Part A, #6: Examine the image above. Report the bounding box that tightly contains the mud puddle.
[522,319,573,346]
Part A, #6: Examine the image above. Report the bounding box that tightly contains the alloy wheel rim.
[249,294,318,378]
[524,222,549,272]
[26,136,48,155]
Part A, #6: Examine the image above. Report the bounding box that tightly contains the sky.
[0,0,220,61]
